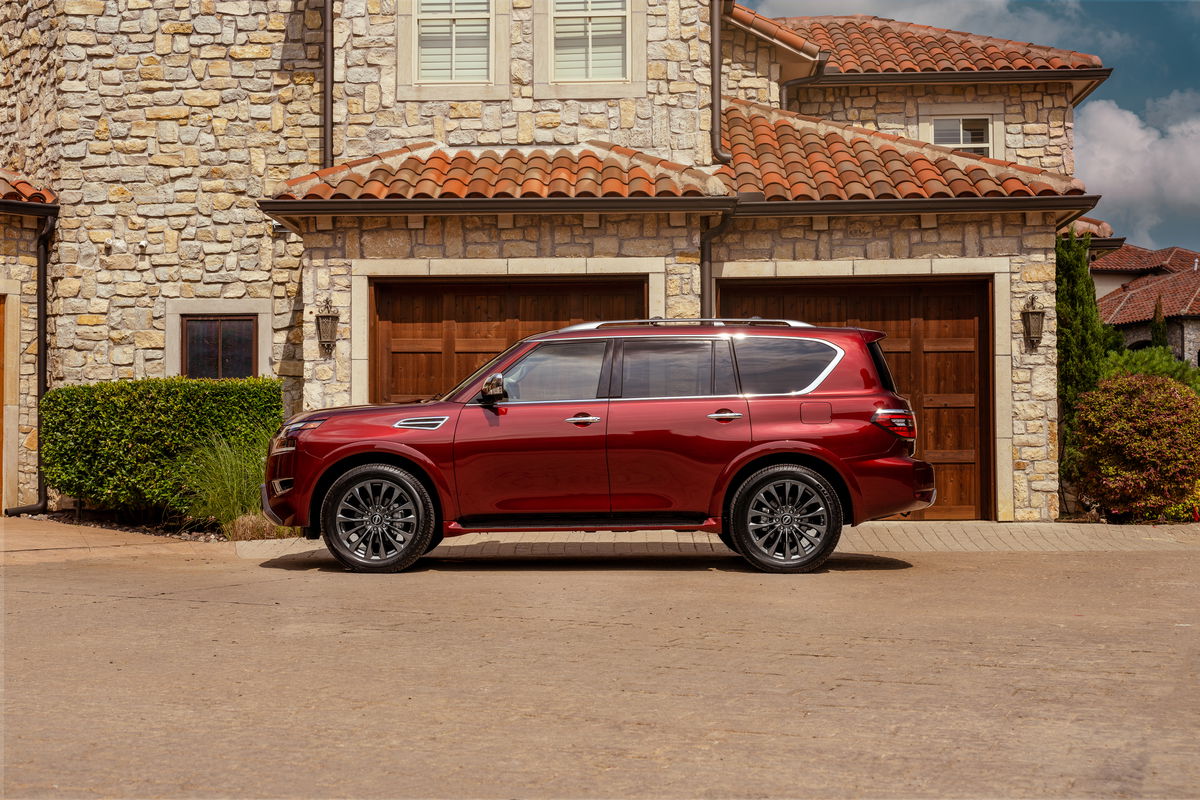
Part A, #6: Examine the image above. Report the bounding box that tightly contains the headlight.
[270,418,326,454]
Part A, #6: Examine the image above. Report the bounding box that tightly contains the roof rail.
[556,318,812,333]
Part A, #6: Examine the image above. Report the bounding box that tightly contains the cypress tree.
[1150,296,1169,349]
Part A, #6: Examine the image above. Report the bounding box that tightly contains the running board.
[447,515,722,535]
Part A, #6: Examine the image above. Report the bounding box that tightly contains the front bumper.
[261,483,290,527]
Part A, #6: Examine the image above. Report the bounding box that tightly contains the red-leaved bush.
[1073,374,1200,521]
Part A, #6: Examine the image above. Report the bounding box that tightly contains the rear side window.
[621,339,712,398]
[868,341,896,392]
[734,337,841,395]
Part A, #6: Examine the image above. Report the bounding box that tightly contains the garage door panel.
[720,279,989,520]
[373,280,645,402]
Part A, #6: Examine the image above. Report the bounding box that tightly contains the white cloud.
[1076,98,1200,248]
[752,0,1133,55]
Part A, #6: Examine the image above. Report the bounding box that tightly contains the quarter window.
[620,339,713,398]
[932,116,991,157]
[734,338,840,395]
[182,315,256,379]
[416,0,491,83]
[501,341,608,402]
[553,0,629,81]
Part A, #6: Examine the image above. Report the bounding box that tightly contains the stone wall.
[0,0,62,182]
[791,83,1076,173]
[0,214,42,505]
[1118,320,1200,367]
[721,27,779,106]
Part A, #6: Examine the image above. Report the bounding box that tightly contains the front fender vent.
[393,416,450,430]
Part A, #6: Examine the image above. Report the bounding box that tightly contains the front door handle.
[707,410,743,421]
[565,415,602,425]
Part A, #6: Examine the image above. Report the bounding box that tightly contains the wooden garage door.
[371,280,646,402]
[720,280,990,520]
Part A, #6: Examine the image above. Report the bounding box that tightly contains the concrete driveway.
[4,518,1198,798]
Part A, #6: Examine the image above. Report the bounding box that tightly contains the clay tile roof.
[1099,266,1200,325]
[0,168,55,204]
[726,3,821,59]
[718,98,1087,202]
[1090,244,1200,274]
[1059,215,1113,238]
[276,141,727,201]
[771,14,1103,74]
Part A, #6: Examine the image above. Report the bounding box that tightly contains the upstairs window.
[416,0,491,83]
[932,116,992,157]
[553,0,629,81]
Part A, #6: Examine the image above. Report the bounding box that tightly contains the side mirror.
[480,372,506,403]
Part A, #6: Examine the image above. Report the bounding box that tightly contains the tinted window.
[183,316,255,379]
[503,341,607,401]
[621,339,712,398]
[868,341,896,392]
[734,337,839,394]
[714,339,738,395]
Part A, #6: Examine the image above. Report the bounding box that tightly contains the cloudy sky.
[743,0,1200,250]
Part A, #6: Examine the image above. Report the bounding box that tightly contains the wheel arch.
[718,452,856,527]
[309,450,447,535]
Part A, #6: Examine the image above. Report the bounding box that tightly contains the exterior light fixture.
[315,298,339,358]
[1021,294,1045,352]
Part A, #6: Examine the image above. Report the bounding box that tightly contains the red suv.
[263,319,934,573]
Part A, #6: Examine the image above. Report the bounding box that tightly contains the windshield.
[435,341,528,401]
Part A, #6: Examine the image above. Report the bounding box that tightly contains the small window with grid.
[553,0,629,81]
[931,117,992,157]
[416,0,491,83]
[182,315,257,379]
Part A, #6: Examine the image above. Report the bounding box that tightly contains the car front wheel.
[729,465,842,574]
[320,464,435,573]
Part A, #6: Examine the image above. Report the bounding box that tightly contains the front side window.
[620,339,713,398]
[553,0,628,81]
[734,338,841,395]
[932,116,991,157]
[416,0,491,83]
[501,341,608,402]
[182,315,256,379]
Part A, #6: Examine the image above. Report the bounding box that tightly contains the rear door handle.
[565,415,602,425]
[707,410,743,421]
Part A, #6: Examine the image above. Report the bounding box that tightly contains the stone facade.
[0,213,42,506]
[1118,320,1200,367]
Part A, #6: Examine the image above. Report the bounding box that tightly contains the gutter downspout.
[710,0,731,166]
[322,0,334,169]
[699,210,734,318]
[779,53,828,111]
[6,211,57,516]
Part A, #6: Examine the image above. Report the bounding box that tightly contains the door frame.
[0,279,21,510]
[717,275,997,521]
[365,274,650,404]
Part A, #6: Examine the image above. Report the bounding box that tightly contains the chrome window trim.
[393,415,451,430]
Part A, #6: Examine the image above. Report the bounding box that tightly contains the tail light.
[872,408,916,439]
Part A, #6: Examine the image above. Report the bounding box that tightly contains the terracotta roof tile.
[0,168,55,204]
[726,4,821,58]
[1099,266,1200,325]
[1060,215,1113,238]
[771,14,1102,74]
[276,141,727,200]
[1090,244,1200,274]
[718,98,1087,202]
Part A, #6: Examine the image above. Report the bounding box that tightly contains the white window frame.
[929,116,993,157]
[917,102,1006,161]
[533,0,646,100]
[395,0,511,101]
[414,0,492,85]
[550,0,632,84]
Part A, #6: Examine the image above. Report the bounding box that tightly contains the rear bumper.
[852,456,936,523]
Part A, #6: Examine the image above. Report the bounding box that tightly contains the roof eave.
[259,196,739,219]
[734,194,1100,220]
[813,67,1111,105]
[0,199,59,218]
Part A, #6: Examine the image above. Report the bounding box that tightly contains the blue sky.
[744,0,1200,250]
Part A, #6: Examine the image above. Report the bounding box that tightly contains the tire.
[717,529,741,554]
[729,464,842,574]
[423,531,445,554]
[320,464,435,573]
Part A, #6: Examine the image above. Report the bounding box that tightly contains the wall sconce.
[1021,294,1045,351]
[315,298,339,358]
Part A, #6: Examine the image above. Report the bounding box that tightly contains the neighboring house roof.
[1061,216,1113,238]
[1090,244,1200,274]
[0,168,55,204]
[771,14,1102,75]
[719,98,1086,202]
[276,141,727,200]
[1099,267,1200,325]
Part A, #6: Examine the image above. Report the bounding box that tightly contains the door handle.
[565,415,602,425]
[707,410,743,421]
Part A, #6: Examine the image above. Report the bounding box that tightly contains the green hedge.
[42,377,284,513]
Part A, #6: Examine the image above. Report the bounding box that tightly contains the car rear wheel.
[729,465,842,574]
[321,464,435,573]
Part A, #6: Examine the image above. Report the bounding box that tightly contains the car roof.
[529,320,878,342]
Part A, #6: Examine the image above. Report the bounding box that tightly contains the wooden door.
[720,279,990,520]
[371,280,645,402]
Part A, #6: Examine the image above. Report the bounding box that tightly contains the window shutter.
[416,0,491,83]
[552,0,627,81]
[589,15,626,79]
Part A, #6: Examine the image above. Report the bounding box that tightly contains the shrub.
[1073,374,1200,521]
[1099,346,1200,394]
[42,377,284,514]
[179,426,276,531]
[1162,482,1200,523]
